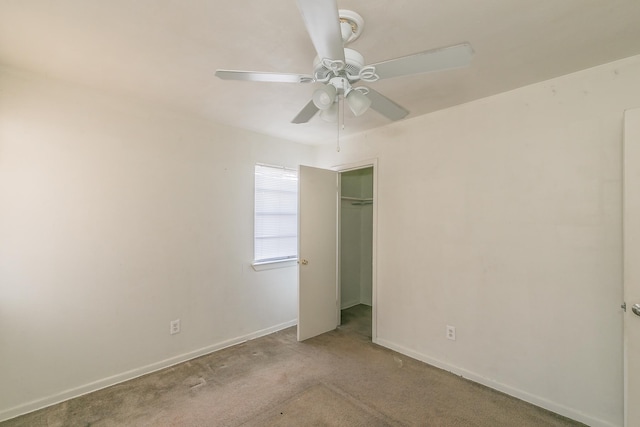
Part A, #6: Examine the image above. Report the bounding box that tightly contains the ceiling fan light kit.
[215,0,474,126]
[345,87,371,116]
[312,84,337,109]
[320,102,339,123]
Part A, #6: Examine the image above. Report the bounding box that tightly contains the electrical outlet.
[170,319,180,335]
[446,325,456,341]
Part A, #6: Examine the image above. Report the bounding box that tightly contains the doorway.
[297,160,377,343]
[339,166,374,340]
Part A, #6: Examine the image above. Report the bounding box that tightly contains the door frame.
[623,108,640,427]
[332,158,378,343]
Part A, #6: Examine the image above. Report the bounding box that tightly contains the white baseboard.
[376,338,617,427]
[341,299,362,310]
[0,319,297,423]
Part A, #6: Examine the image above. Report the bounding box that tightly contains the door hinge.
[622,302,627,312]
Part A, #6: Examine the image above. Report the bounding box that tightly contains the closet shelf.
[341,196,373,202]
[341,196,373,206]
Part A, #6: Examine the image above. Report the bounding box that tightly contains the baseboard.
[341,299,362,310]
[0,319,297,423]
[375,338,617,427]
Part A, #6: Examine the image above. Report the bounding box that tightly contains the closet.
[340,167,373,309]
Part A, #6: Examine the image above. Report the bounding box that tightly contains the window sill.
[251,259,298,271]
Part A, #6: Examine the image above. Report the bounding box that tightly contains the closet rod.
[341,196,373,202]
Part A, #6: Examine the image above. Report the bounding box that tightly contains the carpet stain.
[183,375,206,390]
[393,355,404,368]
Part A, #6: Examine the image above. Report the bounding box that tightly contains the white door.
[623,108,640,427]
[298,165,338,341]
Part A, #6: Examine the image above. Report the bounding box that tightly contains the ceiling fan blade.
[215,70,314,83]
[291,100,320,124]
[297,0,345,62]
[370,43,474,80]
[365,87,409,121]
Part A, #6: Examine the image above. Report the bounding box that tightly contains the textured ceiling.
[1,0,640,144]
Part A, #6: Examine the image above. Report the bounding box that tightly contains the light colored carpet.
[1,305,585,426]
[244,383,397,426]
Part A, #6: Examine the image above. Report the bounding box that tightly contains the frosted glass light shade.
[320,102,338,122]
[346,89,371,116]
[312,85,337,110]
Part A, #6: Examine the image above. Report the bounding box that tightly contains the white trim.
[251,259,298,271]
[337,172,342,324]
[376,338,617,427]
[331,158,379,173]
[341,299,361,310]
[255,162,297,172]
[0,319,297,423]
[341,301,372,310]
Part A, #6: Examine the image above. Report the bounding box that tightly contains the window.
[254,164,298,264]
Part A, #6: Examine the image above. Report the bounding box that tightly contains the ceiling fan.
[215,0,474,124]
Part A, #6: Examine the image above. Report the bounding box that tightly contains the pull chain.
[336,97,341,152]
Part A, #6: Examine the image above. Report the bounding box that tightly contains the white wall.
[340,200,363,308]
[0,66,313,420]
[340,168,373,308]
[3,51,639,426]
[316,55,640,427]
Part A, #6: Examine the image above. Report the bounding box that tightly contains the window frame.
[252,163,298,269]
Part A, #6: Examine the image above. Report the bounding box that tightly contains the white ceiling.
[1,0,640,144]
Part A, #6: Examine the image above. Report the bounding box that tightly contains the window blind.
[254,164,298,262]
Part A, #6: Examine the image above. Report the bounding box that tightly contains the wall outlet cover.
[446,325,456,341]
[170,319,181,335]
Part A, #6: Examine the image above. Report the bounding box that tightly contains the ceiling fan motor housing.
[313,48,365,82]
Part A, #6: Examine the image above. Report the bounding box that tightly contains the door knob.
[633,304,640,317]
[299,259,309,265]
